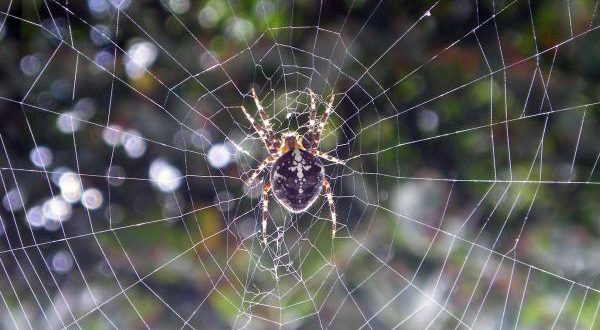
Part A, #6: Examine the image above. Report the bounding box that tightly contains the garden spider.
[241,88,345,244]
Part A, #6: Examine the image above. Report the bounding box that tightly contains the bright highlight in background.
[122,129,147,158]
[208,143,233,169]
[26,205,46,228]
[149,159,182,192]
[167,0,190,14]
[81,188,104,210]
[102,124,123,146]
[58,172,82,203]
[125,40,158,79]
[42,196,72,223]
[29,146,53,168]
[2,188,25,212]
[51,250,74,273]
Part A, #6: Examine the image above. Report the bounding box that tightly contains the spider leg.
[323,179,336,238]
[306,89,318,149]
[261,181,271,245]
[312,94,335,149]
[246,155,277,186]
[313,150,346,165]
[251,88,280,153]
[240,105,274,152]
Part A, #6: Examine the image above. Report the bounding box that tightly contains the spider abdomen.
[270,149,324,213]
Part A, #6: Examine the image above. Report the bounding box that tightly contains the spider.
[241,88,345,244]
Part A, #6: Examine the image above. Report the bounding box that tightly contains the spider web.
[1,0,599,328]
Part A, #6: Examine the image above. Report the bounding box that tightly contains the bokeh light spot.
[149,159,182,192]
[42,196,72,223]
[102,125,123,147]
[122,130,147,158]
[20,54,41,76]
[125,40,158,80]
[26,205,46,228]
[51,250,74,274]
[208,143,233,169]
[81,188,104,210]
[29,146,53,168]
[58,172,83,204]
[2,188,25,212]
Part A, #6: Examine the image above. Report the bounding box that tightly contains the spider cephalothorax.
[241,89,345,244]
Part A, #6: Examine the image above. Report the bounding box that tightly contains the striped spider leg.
[305,90,345,237]
[241,88,282,187]
[241,89,279,244]
[306,90,335,151]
